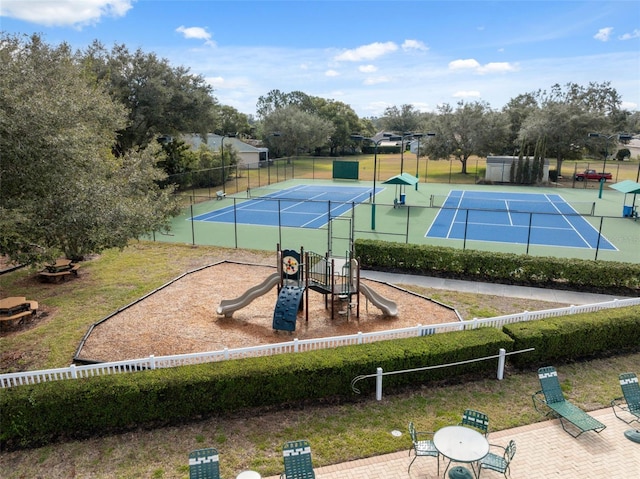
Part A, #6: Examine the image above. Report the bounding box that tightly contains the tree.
[256,89,317,120]
[518,102,595,177]
[502,93,539,155]
[423,101,505,174]
[261,106,335,157]
[513,82,624,177]
[0,33,180,265]
[315,99,364,156]
[216,105,252,137]
[379,104,422,134]
[79,41,218,155]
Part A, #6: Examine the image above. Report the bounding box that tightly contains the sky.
[1,0,639,118]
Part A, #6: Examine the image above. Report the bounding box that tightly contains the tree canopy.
[79,41,218,156]
[0,33,180,265]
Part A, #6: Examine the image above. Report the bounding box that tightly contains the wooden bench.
[216,190,226,200]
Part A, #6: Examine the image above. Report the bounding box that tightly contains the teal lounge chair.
[532,366,606,438]
[280,440,315,479]
[189,448,220,479]
[611,372,640,425]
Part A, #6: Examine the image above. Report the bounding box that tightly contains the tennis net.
[429,194,596,216]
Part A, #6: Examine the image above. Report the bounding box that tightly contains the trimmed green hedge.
[504,305,640,367]
[354,239,640,292]
[0,328,511,450]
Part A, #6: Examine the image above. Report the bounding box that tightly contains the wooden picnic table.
[0,296,38,325]
[39,259,80,282]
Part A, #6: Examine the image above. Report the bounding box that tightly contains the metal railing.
[2,297,639,388]
[350,347,536,400]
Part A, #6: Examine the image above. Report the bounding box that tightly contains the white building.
[183,134,269,169]
[485,156,550,183]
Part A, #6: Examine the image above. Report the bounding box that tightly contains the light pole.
[588,132,632,197]
[220,135,229,194]
[267,132,282,185]
[351,133,394,230]
[413,132,435,189]
[399,132,414,174]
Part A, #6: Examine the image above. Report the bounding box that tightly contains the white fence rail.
[2,297,639,389]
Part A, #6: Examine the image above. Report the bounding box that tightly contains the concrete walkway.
[263,407,639,479]
[360,270,632,305]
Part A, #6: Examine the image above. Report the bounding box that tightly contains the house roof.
[183,134,267,153]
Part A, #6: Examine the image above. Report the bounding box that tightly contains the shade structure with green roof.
[610,180,640,218]
[382,173,418,205]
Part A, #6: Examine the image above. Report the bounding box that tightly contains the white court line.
[504,200,515,225]
[543,194,593,248]
[445,193,465,238]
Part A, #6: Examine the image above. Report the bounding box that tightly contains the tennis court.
[426,191,617,250]
[190,184,377,228]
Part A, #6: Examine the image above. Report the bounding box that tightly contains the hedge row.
[2,307,639,450]
[505,306,640,366]
[1,328,511,450]
[354,239,640,292]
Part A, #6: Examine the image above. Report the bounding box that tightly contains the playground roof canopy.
[382,172,419,186]
[610,180,640,194]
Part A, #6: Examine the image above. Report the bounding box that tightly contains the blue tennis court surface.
[426,191,616,250]
[191,184,375,228]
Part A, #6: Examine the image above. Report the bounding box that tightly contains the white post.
[497,348,506,380]
[376,367,383,401]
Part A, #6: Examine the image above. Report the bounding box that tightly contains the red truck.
[575,169,612,181]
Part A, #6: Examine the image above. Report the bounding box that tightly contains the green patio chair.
[459,409,490,437]
[532,366,606,437]
[280,440,315,479]
[408,421,440,475]
[478,440,516,478]
[611,372,640,425]
[189,448,220,479]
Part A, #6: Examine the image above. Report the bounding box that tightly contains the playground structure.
[216,244,398,332]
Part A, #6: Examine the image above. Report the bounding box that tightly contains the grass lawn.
[1,241,638,478]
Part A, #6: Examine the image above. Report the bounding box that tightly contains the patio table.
[433,425,489,478]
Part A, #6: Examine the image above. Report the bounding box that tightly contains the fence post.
[149,354,156,370]
[497,348,506,380]
[70,364,77,379]
[376,367,383,401]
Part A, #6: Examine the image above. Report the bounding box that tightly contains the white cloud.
[453,90,481,99]
[206,76,225,88]
[363,76,391,85]
[449,59,481,70]
[594,27,613,42]
[176,26,216,47]
[0,0,132,27]
[359,65,378,73]
[621,101,638,111]
[334,42,398,62]
[325,69,339,77]
[402,39,428,52]
[477,62,519,74]
[449,59,518,75]
[619,29,640,40]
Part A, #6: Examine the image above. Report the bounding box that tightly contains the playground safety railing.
[1,297,639,389]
